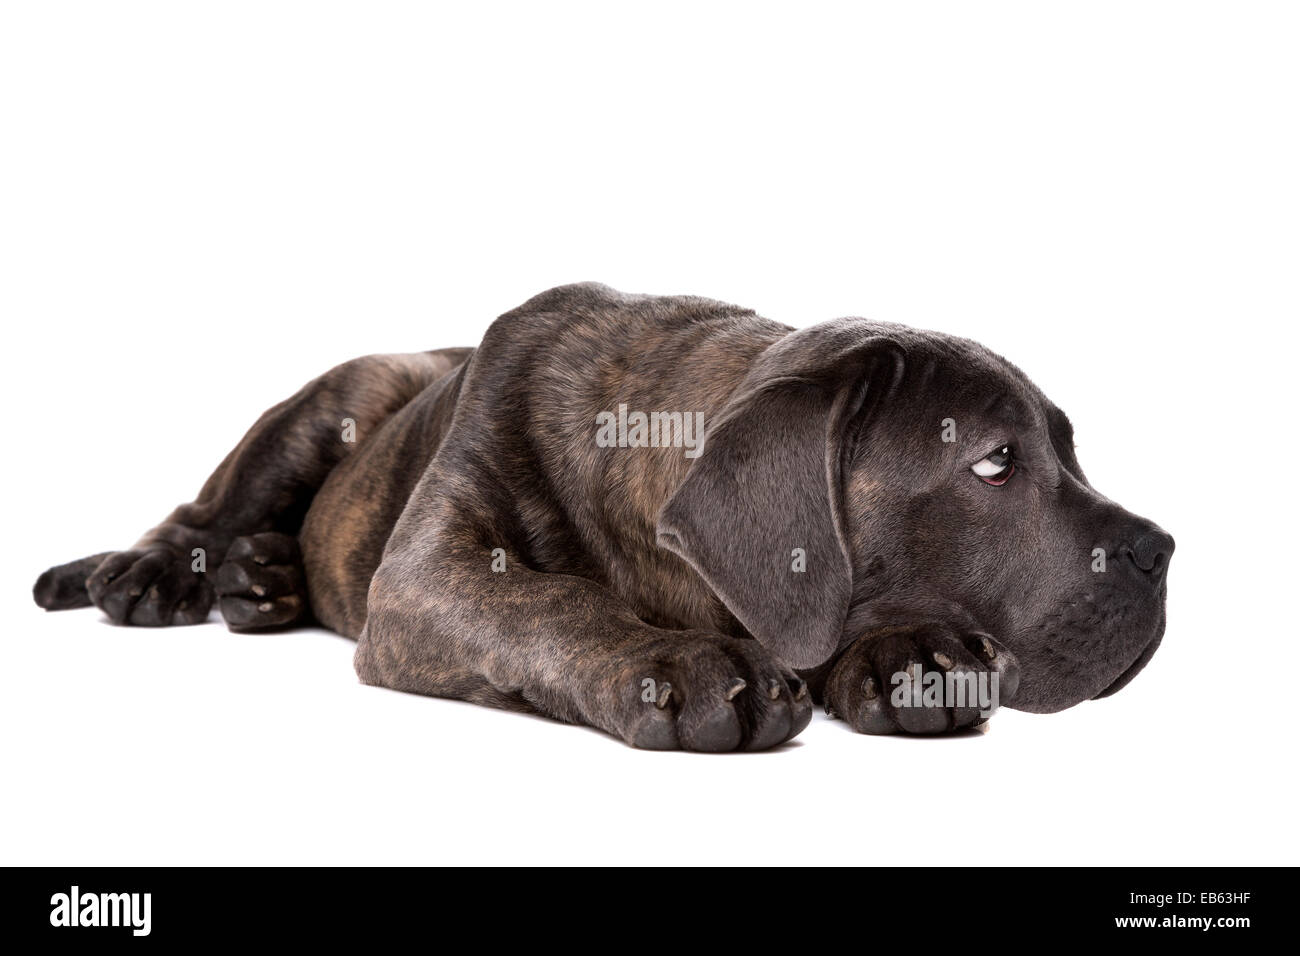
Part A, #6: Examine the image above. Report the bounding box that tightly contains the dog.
[34,283,1174,750]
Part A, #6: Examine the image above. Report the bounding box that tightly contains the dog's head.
[657,319,1172,713]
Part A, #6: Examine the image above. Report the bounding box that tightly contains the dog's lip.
[1092,625,1162,700]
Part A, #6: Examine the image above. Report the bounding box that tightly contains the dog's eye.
[972,445,1015,485]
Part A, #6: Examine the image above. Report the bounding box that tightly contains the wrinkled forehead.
[896,333,1047,433]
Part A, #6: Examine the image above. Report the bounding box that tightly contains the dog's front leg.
[354,523,812,752]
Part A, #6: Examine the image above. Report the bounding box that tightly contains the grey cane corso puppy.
[34,283,1173,750]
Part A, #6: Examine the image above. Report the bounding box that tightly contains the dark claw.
[724,677,747,700]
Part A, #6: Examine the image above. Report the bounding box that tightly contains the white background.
[1,2,1295,866]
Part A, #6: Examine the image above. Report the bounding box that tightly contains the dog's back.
[303,283,788,637]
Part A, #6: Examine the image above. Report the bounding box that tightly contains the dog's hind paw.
[34,552,115,610]
[824,623,1021,735]
[214,532,307,632]
[83,547,214,626]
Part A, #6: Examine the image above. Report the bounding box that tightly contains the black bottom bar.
[4,866,1290,944]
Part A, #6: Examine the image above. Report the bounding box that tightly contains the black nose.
[1127,526,1175,581]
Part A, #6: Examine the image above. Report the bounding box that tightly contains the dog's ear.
[656,322,904,669]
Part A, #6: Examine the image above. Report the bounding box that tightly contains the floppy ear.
[656,323,903,669]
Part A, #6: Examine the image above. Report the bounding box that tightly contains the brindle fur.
[34,283,1173,751]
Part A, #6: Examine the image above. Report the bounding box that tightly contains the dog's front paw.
[214,532,307,631]
[85,547,213,626]
[616,633,813,752]
[824,624,1020,735]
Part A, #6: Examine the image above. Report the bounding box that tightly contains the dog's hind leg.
[34,349,471,627]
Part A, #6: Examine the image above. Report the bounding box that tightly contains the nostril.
[1146,551,1166,578]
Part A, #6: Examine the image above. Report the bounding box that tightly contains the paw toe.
[629,709,680,750]
[681,701,743,752]
[219,593,304,632]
